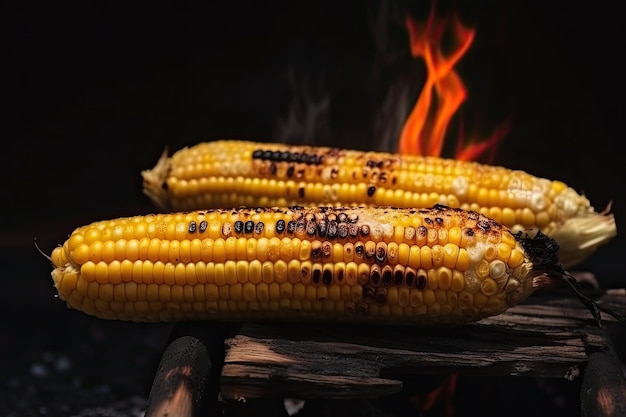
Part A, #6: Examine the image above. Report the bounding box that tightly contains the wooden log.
[580,335,626,417]
[220,289,625,400]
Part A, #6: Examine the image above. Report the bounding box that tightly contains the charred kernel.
[286,166,295,177]
[464,228,474,237]
[287,221,296,233]
[382,266,393,286]
[322,269,333,285]
[416,226,428,238]
[337,213,348,223]
[188,221,197,233]
[279,151,289,161]
[295,219,306,234]
[234,221,244,233]
[199,220,208,233]
[360,225,370,237]
[298,187,305,199]
[348,224,359,237]
[271,151,281,161]
[367,186,376,197]
[306,221,317,236]
[321,242,332,258]
[312,268,322,284]
[222,222,232,236]
[269,163,277,175]
[243,221,254,233]
[355,243,364,257]
[370,267,381,286]
[252,149,263,158]
[416,273,427,290]
[424,217,433,226]
[435,217,444,226]
[311,242,322,260]
[262,150,272,159]
[404,226,416,241]
[394,268,404,285]
[405,268,416,286]
[254,222,264,234]
[276,220,286,233]
[327,221,338,238]
[313,220,325,237]
[477,220,491,231]
[375,242,387,263]
[337,223,348,239]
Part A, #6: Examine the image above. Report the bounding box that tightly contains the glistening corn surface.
[51,206,537,326]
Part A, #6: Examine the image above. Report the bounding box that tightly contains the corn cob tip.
[548,204,616,267]
[141,147,172,212]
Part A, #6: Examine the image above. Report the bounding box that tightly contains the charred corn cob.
[49,205,566,326]
[142,140,616,267]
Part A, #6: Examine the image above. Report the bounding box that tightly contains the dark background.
[1,1,624,415]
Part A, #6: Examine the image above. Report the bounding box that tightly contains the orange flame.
[398,5,507,161]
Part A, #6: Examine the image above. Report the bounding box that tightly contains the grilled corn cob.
[49,204,566,326]
[142,140,616,267]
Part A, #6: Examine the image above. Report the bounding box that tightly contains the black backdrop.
[4,1,624,285]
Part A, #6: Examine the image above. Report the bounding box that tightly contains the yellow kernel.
[508,249,525,268]
[59,270,78,293]
[267,237,282,262]
[205,283,218,301]
[234,237,247,260]
[408,245,420,269]
[248,260,262,284]
[475,259,490,279]
[170,285,185,300]
[185,264,197,285]
[427,269,439,290]
[88,241,103,263]
[423,289,436,306]
[274,260,288,284]
[229,283,243,301]
[174,263,187,285]
[262,261,274,284]
[299,240,311,261]
[345,262,358,286]
[162,262,175,285]
[235,260,249,284]
[80,261,96,282]
[437,267,452,290]
[458,291,473,309]
[95,261,109,284]
[451,270,465,292]
[107,260,122,285]
[158,284,171,303]
[268,282,280,300]
[448,227,462,246]
[442,243,459,269]
[420,246,432,269]
[214,263,226,286]
[287,260,301,283]
[481,278,498,296]
[242,282,256,302]
[72,244,90,265]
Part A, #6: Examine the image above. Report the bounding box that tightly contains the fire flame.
[398,6,508,161]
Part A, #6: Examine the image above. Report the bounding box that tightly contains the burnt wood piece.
[220,289,625,400]
[145,322,238,417]
[580,331,626,417]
